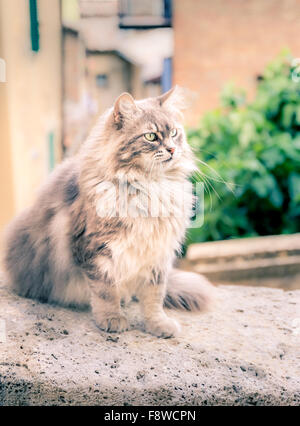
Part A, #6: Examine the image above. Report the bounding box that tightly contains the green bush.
[186,52,300,245]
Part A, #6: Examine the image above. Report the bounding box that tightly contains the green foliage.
[186,52,300,245]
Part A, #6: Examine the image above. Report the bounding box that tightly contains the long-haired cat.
[3,87,216,338]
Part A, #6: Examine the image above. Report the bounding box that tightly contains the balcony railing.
[119,0,172,29]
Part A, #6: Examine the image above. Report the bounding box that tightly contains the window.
[96,74,109,88]
[161,57,172,93]
[119,0,172,29]
[29,0,40,52]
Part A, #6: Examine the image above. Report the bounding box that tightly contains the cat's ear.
[157,86,178,106]
[158,85,195,111]
[113,93,138,128]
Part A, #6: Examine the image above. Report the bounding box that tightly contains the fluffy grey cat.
[3,87,216,338]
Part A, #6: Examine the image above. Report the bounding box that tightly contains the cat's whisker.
[194,169,221,199]
[192,147,243,185]
[193,170,213,210]
[195,158,237,196]
[196,168,239,190]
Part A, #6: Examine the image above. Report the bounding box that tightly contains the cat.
[3,86,216,338]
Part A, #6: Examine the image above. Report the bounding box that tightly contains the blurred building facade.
[3,0,299,236]
[60,0,173,153]
[86,50,136,111]
[0,0,62,235]
[173,0,300,125]
[0,0,173,236]
[61,0,173,153]
[62,26,88,153]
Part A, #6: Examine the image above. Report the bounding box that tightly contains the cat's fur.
[3,87,216,338]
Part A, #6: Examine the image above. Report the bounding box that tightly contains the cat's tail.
[165,269,217,312]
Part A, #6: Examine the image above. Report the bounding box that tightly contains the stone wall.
[1,279,299,405]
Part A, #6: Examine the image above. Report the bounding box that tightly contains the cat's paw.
[145,315,181,338]
[95,314,129,333]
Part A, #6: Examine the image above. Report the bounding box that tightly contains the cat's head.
[104,86,195,179]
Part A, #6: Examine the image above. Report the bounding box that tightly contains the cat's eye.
[170,128,177,137]
[144,132,157,142]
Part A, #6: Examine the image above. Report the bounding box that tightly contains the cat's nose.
[166,146,176,155]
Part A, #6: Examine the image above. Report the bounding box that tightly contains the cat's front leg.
[138,269,181,338]
[88,271,128,333]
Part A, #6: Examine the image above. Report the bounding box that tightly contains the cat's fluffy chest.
[109,216,182,286]
[106,178,194,282]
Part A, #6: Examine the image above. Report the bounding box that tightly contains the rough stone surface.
[0,281,300,406]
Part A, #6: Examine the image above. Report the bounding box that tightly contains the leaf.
[269,186,283,208]
[250,174,276,198]
[260,147,285,169]
[288,173,300,202]
[281,104,296,128]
